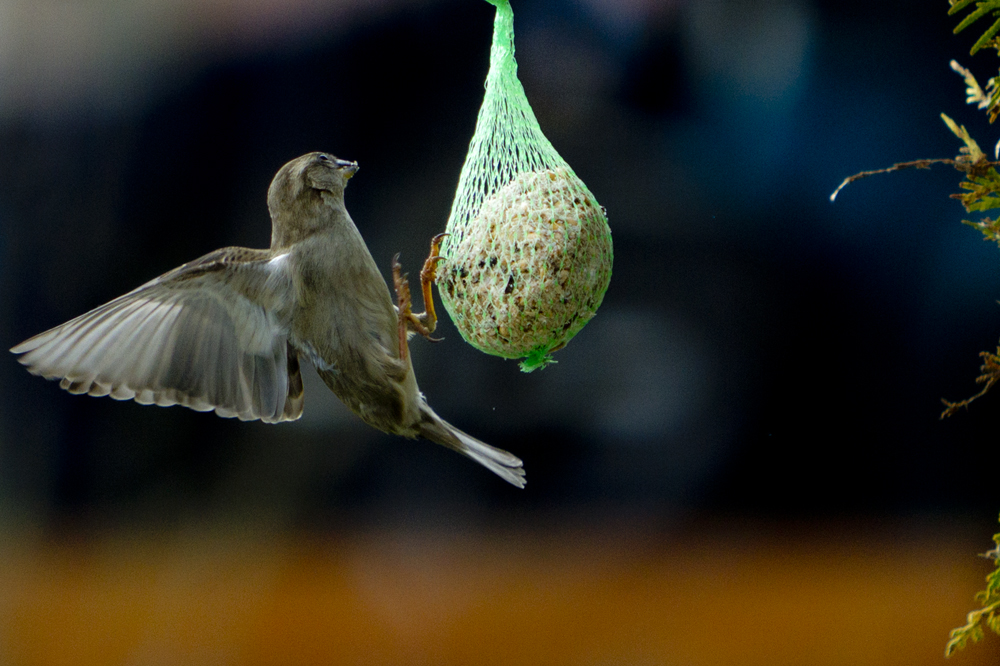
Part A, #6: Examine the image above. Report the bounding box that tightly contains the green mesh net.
[437,0,614,372]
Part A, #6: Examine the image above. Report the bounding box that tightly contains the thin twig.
[830,159,959,202]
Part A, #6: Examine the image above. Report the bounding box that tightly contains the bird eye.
[318,154,330,162]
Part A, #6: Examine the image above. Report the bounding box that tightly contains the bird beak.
[337,160,359,179]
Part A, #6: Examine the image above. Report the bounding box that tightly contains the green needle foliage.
[950,0,1000,120]
[937,115,1000,417]
[835,7,1000,653]
[832,8,1000,417]
[945,516,1000,657]
[951,0,1000,55]
[942,5,1000,658]
[936,81,1000,417]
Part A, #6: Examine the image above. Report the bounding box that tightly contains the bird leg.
[415,232,447,334]
[392,234,447,361]
[392,253,413,361]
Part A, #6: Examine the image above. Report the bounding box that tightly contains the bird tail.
[418,407,526,488]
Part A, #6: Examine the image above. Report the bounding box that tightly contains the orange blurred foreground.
[1,520,998,666]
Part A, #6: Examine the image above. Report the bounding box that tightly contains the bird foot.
[392,235,447,361]
[417,232,448,332]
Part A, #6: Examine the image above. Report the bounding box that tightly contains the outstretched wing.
[11,247,304,423]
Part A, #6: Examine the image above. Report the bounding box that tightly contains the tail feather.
[419,408,525,488]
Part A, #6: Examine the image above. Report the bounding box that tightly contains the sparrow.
[10,152,525,487]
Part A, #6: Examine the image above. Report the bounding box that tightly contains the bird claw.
[420,233,448,283]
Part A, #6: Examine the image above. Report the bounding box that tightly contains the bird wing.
[11,247,304,423]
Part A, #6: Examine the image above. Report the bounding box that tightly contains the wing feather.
[11,247,304,423]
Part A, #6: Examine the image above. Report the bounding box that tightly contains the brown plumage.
[11,152,525,487]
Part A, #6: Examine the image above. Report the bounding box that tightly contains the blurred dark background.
[2,0,994,527]
[2,0,1000,663]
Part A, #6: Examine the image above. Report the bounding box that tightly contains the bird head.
[267,152,360,249]
[267,152,358,214]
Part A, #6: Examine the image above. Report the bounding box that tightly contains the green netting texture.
[437,0,613,372]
